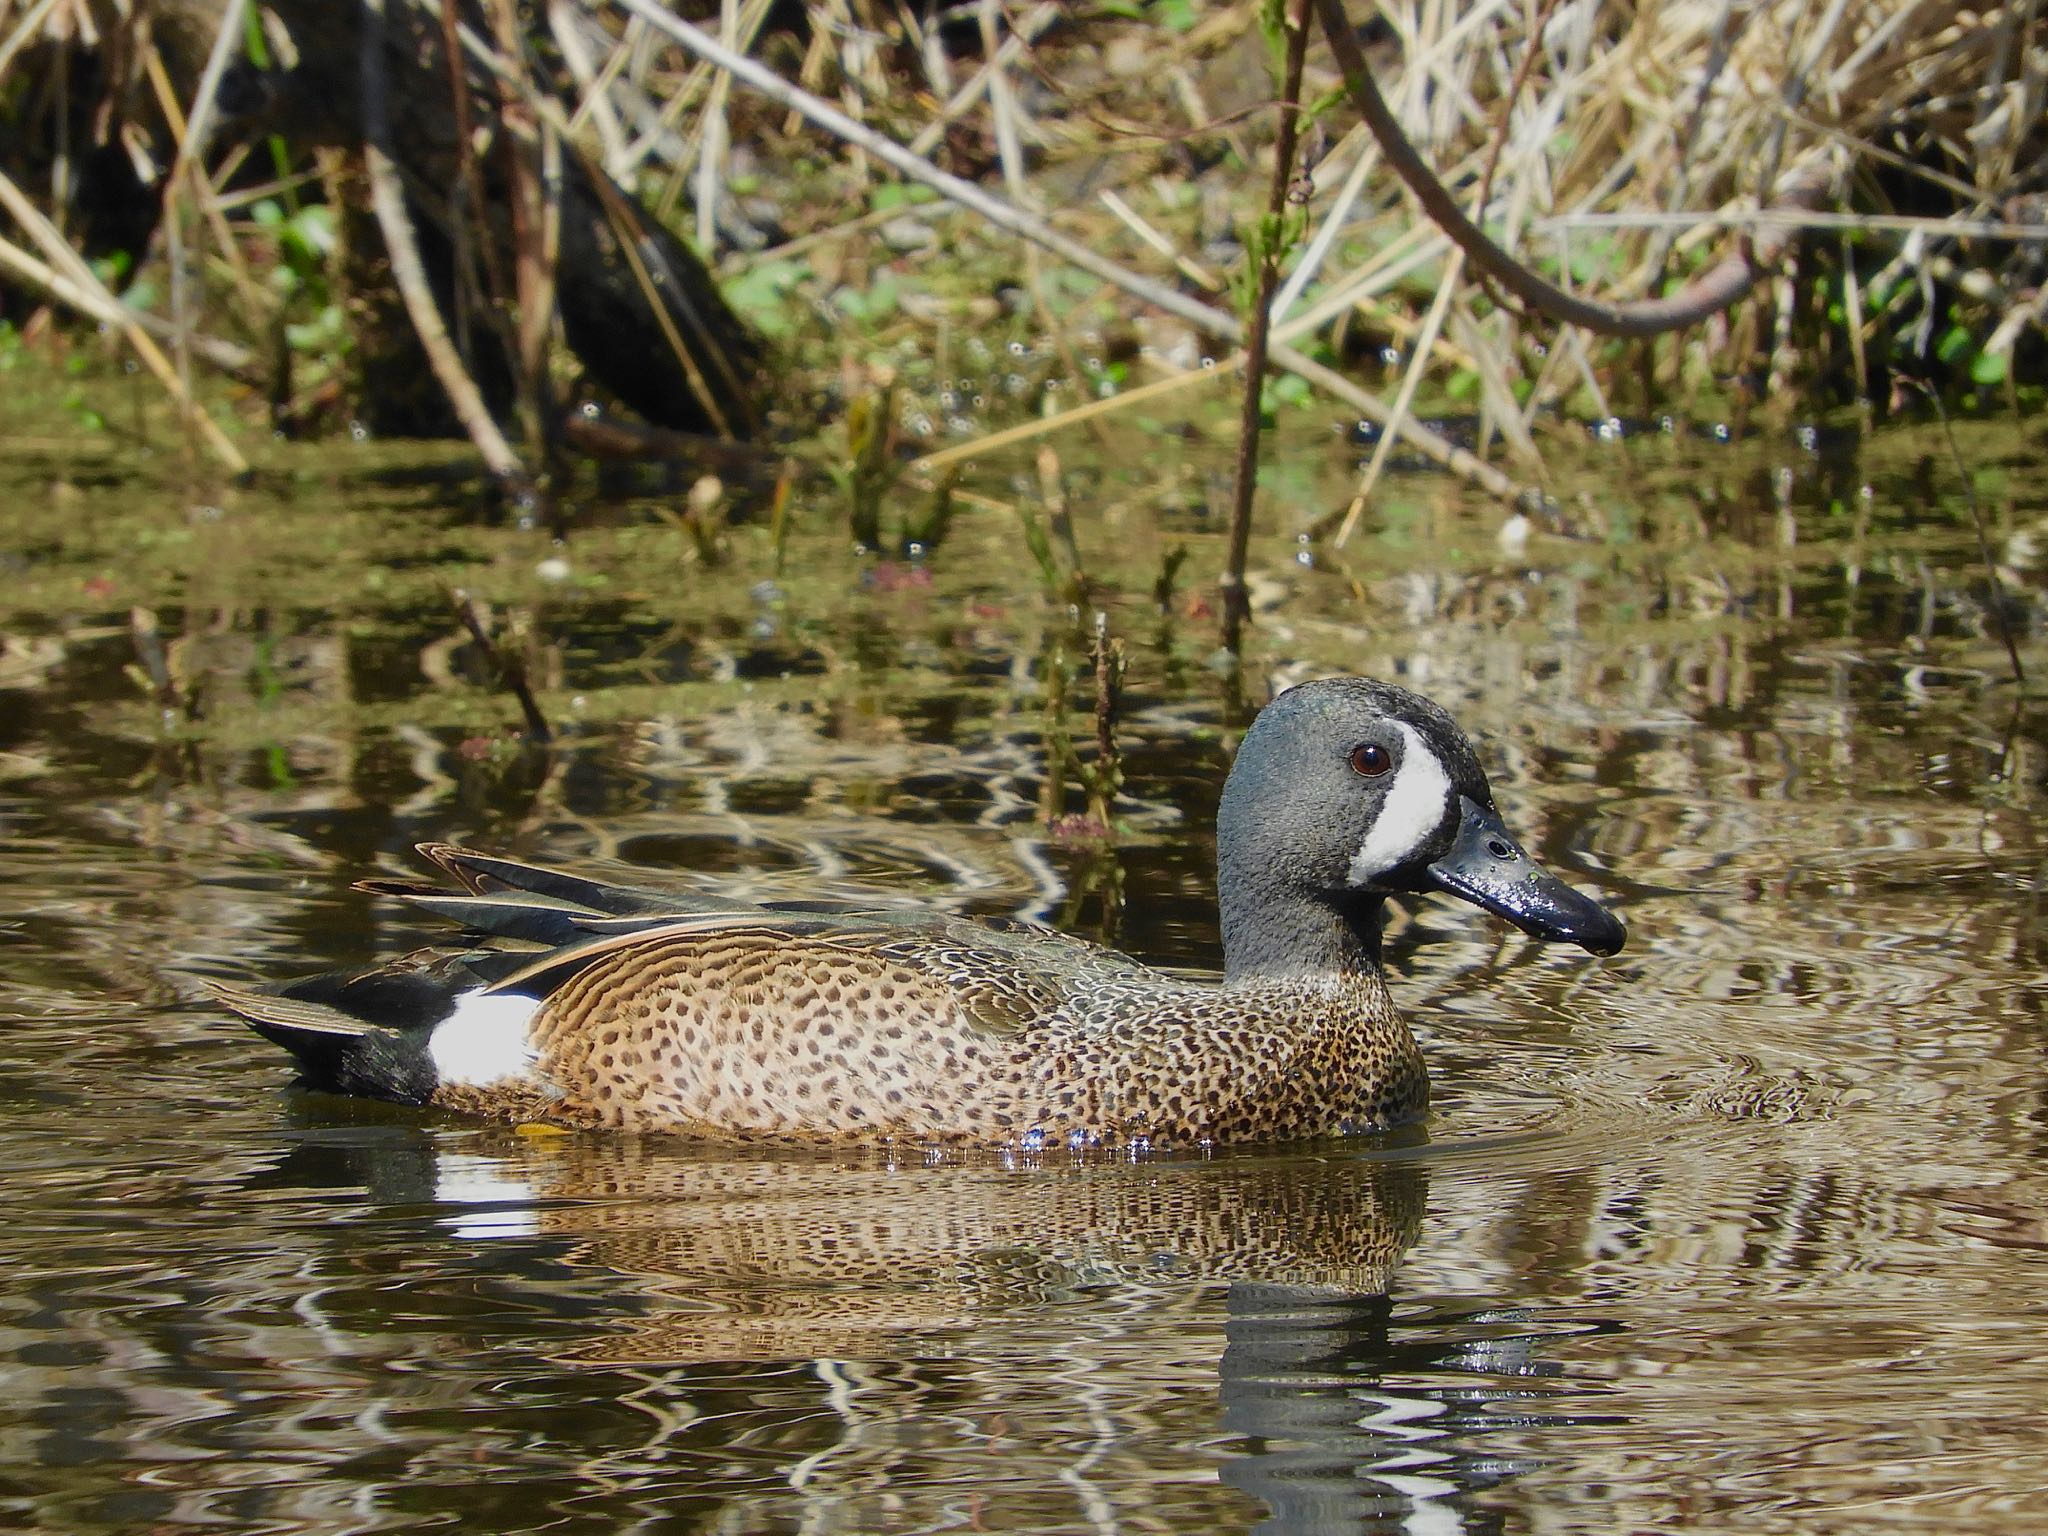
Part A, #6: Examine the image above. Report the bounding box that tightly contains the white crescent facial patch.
[1347,722,1453,885]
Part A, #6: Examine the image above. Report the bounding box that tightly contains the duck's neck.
[1220,880,1387,988]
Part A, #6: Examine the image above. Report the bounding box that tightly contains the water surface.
[3,417,2045,1533]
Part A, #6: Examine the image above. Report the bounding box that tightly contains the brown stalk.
[584,169,744,439]
[0,229,253,373]
[485,0,559,472]
[1220,0,1312,657]
[360,0,528,490]
[451,589,554,742]
[980,0,1106,448]
[1919,389,2027,691]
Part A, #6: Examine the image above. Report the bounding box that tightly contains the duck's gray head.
[1217,677,1625,982]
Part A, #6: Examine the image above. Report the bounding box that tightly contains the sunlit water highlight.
[3,419,2046,1533]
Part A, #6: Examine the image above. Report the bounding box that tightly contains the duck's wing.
[371,843,1162,994]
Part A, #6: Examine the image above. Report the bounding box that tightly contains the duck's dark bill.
[1423,795,1627,957]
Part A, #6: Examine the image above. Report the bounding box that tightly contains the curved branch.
[1312,0,1827,338]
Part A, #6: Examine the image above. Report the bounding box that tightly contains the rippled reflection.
[4,424,2048,1532]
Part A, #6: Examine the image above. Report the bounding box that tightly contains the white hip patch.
[1347,723,1453,885]
[429,989,542,1088]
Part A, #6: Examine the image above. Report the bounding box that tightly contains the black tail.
[208,950,517,1104]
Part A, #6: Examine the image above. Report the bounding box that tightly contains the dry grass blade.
[619,0,1530,504]
[360,0,526,487]
[1332,249,1466,547]
[0,164,247,472]
[0,228,252,372]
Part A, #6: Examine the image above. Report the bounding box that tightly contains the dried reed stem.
[1221,0,1311,655]
[0,166,247,472]
[361,0,527,489]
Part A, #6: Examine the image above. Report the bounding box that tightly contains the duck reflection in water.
[266,1124,1609,1535]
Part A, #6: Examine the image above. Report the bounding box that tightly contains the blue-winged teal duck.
[212,677,1625,1146]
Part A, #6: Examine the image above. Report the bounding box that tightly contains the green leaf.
[1970,350,2009,385]
[725,258,810,338]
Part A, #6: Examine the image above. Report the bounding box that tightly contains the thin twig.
[1332,248,1466,546]
[1919,390,2026,689]
[451,589,554,741]
[0,230,254,372]
[0,166,247,472]
[361,0,528,489]
[1221,0,1311,655]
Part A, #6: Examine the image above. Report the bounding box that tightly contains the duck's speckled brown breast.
[446,927,1427,1145]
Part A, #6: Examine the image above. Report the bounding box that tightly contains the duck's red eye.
[1350,743,1392,777]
